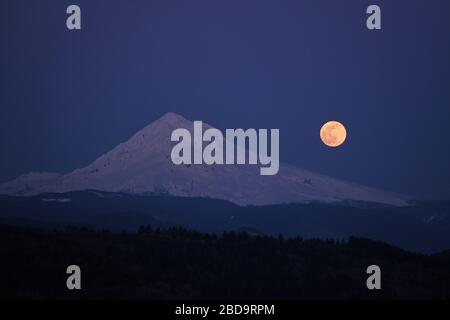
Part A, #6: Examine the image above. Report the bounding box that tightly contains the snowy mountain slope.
[0,172,62,196]
[0,113,410,206]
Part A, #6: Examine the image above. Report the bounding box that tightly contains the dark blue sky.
[1,0,450,199]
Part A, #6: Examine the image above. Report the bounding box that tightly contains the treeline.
[0,224,449,299]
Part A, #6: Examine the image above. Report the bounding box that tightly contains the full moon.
[320,121,347,147]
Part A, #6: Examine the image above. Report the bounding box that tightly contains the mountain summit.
[0,113,409,206]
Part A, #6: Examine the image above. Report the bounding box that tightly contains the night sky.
[1,0,450,199]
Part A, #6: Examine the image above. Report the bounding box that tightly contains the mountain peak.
[128,112,193,142]
[157,112,191,126]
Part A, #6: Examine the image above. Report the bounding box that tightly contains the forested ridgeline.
[0,224,449,299]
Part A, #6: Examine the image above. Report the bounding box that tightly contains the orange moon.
[320,121,347,147]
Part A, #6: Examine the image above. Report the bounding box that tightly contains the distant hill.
[0,191,449,253]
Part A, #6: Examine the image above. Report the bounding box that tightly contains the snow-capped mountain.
[0,112,410,206]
